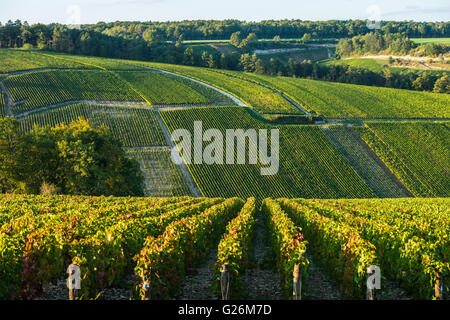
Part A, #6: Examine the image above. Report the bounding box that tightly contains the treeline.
[0,20,157,60]
[337,32,449,58]
[1,19,449,49]
[0,117,144,196]
[236,55,450,93]
[71,20,450,41]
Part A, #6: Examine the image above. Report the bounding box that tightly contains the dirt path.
[279,92,311,115]
[176,247,218,300]
[13,99,230,118]
[123,146,171,152]
[303,253,343,300]
[241,214,282,300]
[154,102,231,111]
[37,274,134,300]
[13,100,148,118]
[154,110,203,197]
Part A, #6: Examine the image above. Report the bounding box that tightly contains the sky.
[1,0,449,25]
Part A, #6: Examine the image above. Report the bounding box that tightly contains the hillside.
[160,106,375,199]
[1,48,449,199]
[0,11,449,304]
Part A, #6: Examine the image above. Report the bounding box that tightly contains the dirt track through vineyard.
[303,253,343,300]
[242,214,282,300]
[176,246,219,300]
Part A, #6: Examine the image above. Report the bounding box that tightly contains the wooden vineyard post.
[435,272,443,300]
[221,264,230,300]
[293,264,302,300]
[366,286,374,301]
[69,287,78,300]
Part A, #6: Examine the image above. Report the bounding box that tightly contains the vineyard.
[4,70,144,114]
[321,58,385,73]
[137,61,300,114]
[19,103,167,147]
[355,123,450,197]
[0,48,449,302]
[0,194,447,300]
[125,148,192,197]
[276,198,450,299]
[321,126,410,198]
[116,71,234,105]
[0,194,231,299]
[0,49,91,73]
[211,69,450,119]
[37,52,148,71]
[0,91,5,117]
[161,106,375,199]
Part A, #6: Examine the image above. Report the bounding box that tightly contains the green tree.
[301,33,311,43]
[240,53,259,72]
[246,33,258,45]
[143,28,160,45]
[412,72,435,91]
[201,51,210,67]
[50,119,143,196]
[175,34,184,47]
[52,25,72,52]
[230,31,242,47]
[433,74,450,93]
[255,58,265,74]
[336,38,353,57]
[183,47,195,65]
[0,118,144,196]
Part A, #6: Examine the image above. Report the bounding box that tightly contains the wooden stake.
[69,287,78,300]
[366,287,375,300]
[293,264,302,300]
[221,264,230,300]
[435,273,443,300]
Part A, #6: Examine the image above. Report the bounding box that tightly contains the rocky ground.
[176,247,219,300]
[241,215,282,300]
